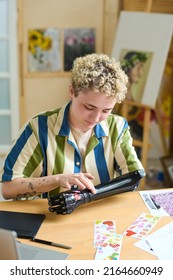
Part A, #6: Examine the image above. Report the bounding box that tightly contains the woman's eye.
[85,106,93,111]
[103,110,111,113]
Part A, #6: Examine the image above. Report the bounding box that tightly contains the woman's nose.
[90,111,101,122]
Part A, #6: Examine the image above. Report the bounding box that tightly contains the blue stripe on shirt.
[2,125,32,180]
[59,102,71,136]
[67,138,81,173]
[94,123,107,137]
[94,137,110,183]
[38,115,48,176]
[38,115,48,198]
[74,149,81,173]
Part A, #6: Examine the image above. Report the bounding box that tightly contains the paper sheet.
[135,221,173,259]
[150,191,173,217]
[139,189,172,216]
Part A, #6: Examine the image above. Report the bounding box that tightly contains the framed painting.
[64,28,96,71]
[28,28,61,72]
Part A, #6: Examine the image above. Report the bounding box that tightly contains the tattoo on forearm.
[28,181,34,190]
[16,191,39,200]
[16,177,49,200]
[21,180,38,192]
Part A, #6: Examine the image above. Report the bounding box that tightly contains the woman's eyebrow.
[85,103,113,110]
[85,103,97,108]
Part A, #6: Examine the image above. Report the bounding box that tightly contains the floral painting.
[28,28,61,72]
[64,28,95,71]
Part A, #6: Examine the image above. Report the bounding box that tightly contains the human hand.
[58,173,96,194]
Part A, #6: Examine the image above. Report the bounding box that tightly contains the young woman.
[0,53,144,200]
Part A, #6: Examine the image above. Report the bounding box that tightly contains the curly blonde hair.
[71,53,128,103]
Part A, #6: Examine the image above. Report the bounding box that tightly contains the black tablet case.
[0,210,45,238]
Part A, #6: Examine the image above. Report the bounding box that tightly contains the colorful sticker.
[94,233,123,260]
[123,213,160,239]
[94,220,116,247]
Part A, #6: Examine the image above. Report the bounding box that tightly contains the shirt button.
[76,162,80,166]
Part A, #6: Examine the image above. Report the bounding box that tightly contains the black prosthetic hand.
[48,169,145,215]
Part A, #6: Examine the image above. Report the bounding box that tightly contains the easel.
[118,0,166,189]
[120,100,153,188]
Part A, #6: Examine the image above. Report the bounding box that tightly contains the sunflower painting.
[28,28,61,72]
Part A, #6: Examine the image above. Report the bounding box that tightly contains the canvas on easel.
[111,11,173,177]
[112,11,173,108]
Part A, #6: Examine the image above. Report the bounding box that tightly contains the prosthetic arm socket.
[48,169,145,215]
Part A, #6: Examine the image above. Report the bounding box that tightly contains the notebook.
[0,228,69,260]
[0,210,45,238]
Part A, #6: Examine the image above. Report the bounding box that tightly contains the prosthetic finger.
[48,169,145,215]
[48,191,86,214]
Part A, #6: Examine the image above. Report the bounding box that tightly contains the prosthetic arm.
[48,169,145,215]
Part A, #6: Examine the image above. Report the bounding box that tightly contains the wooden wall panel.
[103,0,121,54]
[17,0,107,124]
[18,0,121,124]
[22,0,104,75]
[123,0,173,13]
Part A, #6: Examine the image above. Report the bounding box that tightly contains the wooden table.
[0,190,172,260]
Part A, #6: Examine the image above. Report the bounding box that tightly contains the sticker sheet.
[94,220,116,247]
[123,213,160,239]
[94,233,123,260]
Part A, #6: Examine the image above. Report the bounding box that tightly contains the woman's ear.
[69,85,74,99]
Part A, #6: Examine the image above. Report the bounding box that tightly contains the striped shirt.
[0,102,144,196]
